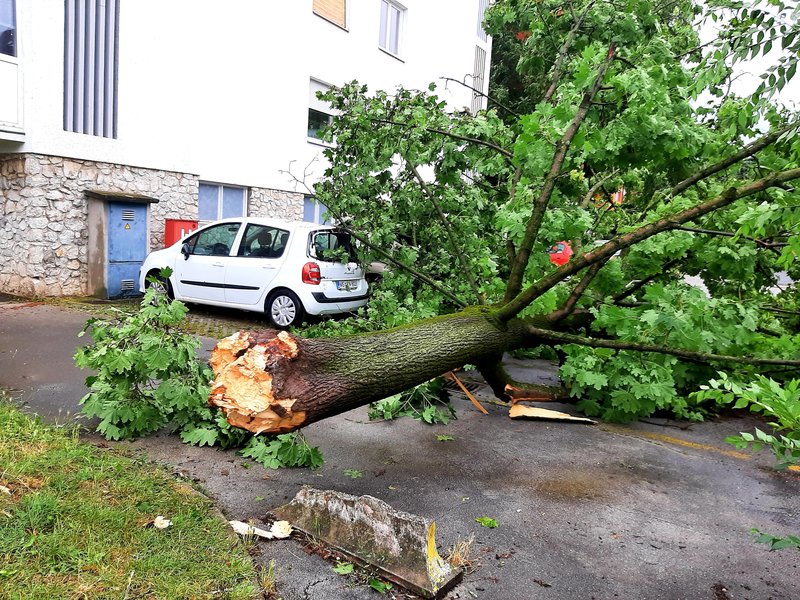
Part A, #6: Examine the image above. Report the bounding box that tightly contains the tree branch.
[504,43,618,303]
[372,118,514,159]
[611,258,684,303]
[495,167,800,321]
[542,1,596,103]
[439,77,519,117]
[579,168,619,209]
[527,327,800,367]
[546,259,608,322]
[406,162,485,304]
[675,225,788,250]
[337,225,467,308]
[668,121,799,200]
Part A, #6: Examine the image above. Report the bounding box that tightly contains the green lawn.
[0,401,258,599]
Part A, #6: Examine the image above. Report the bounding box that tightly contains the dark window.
[310,230,355,263]
[308,108,333,140]
[237,224,290,258]
[0,0,16,57]
[186,223,241,257]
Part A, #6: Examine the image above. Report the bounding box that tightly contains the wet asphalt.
[1,297,799,600]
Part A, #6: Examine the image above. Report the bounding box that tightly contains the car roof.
[204,217,335,232]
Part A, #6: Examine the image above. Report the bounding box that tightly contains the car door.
[173,221,241,302]
[224,223,290,306]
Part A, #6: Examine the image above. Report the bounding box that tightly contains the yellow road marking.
[602,425,753,460]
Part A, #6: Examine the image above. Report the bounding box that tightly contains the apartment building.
[0,0,491,298]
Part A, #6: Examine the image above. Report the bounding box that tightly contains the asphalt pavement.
[1,297,799,600]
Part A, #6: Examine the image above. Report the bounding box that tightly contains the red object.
[164,219,198,247]
[515,30,531,41]
[302,262,321,285]
[547,241,573,266]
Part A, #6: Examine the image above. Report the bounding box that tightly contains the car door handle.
[262,265,277,270]
[212,262,225,267]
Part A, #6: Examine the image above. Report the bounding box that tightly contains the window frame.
[308,78,336,145]
[184,222,242,257]
[378,0,406,58]
[303,196,330,225]
[198,182,247,223]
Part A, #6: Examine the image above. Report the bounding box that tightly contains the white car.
[138,217,369,328]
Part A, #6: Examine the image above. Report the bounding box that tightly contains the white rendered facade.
[0,0,492,297]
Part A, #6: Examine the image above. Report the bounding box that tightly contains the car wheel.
[266,290,304,328]
[145,270,174,300]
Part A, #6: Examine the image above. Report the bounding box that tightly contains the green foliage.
[75,274,216,441]
[343,469,364,479]
[436,434,455,441]
[239,433,324,470]
[752,528,800,551]
[76,274,324,470]
[693,374,800,468]
[475,517,499,528]
[367,378,455,425]
[303,0,799,425]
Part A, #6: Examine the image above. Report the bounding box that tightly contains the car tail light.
[302,262,321,285]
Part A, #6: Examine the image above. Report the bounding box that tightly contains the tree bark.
[208,309,527,434]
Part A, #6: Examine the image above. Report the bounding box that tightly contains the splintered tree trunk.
[208,309,528,434]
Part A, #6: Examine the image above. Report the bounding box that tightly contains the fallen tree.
[210,0,800,433]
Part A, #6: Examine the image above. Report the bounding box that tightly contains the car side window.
[187,223,241,256]
[237,224,290,258]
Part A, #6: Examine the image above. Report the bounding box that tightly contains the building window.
[477,0,489,42]
[64,0,119,138]
[308,79,334,141]
[313,0,346,29]
[379,0,405,56]
[0,0,16,57]
[471,45,487,114]
[198,183,246,222]
[304,196,330,225]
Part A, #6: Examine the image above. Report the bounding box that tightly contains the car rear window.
[309,230,356,263]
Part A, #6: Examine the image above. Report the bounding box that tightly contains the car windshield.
[310,230,356,263]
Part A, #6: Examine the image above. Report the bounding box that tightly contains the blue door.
[107,202,148,298]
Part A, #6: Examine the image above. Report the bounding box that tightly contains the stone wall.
[0,153,199,297]
[248,187,304,221]
[0,152,307,298]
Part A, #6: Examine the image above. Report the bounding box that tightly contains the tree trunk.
[208,308,528,434]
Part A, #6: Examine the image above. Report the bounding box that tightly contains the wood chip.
[509,404,595,423]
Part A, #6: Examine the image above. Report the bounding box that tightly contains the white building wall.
[3,0,491,192]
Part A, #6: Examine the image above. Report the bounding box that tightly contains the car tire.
[145,269,174,300]
[266,289,304,329]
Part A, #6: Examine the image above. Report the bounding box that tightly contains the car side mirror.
[181,243,191,260]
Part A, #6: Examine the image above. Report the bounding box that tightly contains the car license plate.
[337,280,356,291]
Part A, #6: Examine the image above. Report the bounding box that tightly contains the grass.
[0,401,258,599]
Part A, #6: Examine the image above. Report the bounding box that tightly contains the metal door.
[106,202,147,298]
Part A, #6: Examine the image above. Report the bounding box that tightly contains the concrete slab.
[2,301,799,599]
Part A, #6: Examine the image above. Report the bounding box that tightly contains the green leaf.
[180,426,219,447]
[368,578,393,593]
[475,517,498,528]
[343,469,363,479]
[333,562,354,575]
